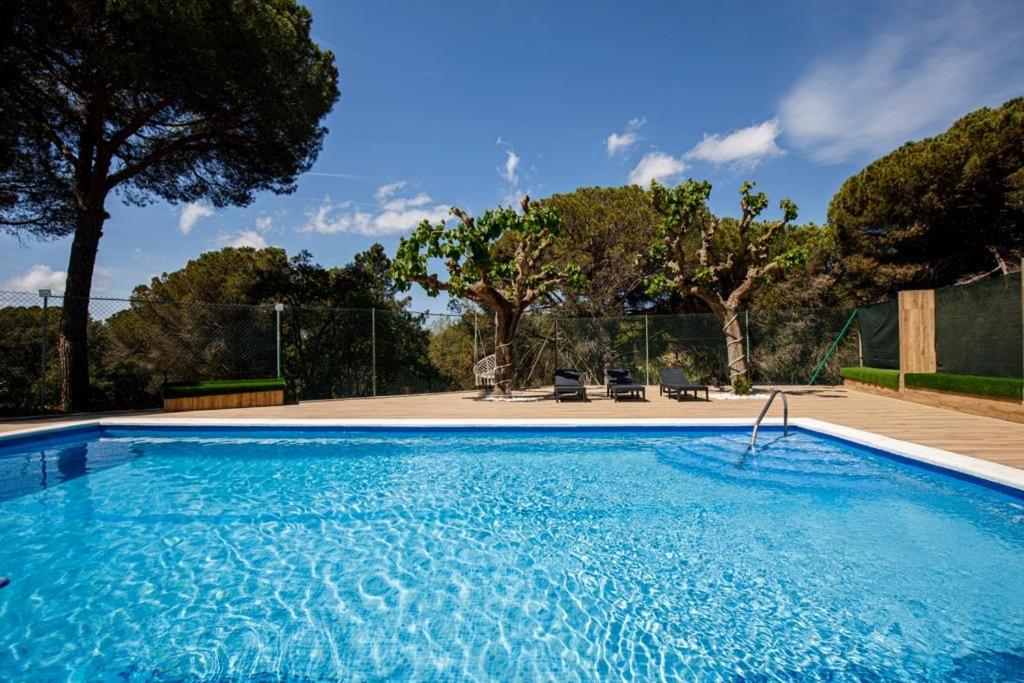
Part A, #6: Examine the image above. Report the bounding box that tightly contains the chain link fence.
[2,290,862,416]
[556,309,858,387]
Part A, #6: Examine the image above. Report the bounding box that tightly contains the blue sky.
[3,0,1023,312]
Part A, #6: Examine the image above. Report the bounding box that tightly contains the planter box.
[843,379,1024,424]
[163,389,284,413]
[161,378,286,413]
[900,387,1024,424]
[842,378,901,399]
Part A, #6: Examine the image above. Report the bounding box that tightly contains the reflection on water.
[0,439,139,502]
[57,443,88,482]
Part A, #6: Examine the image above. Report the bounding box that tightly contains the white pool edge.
[3,416,1023,494]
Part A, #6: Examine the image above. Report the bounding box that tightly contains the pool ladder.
[750,389,789,449]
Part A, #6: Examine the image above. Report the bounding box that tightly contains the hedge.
[839,367,900,390]
[904,373,1023,401]
[162,378,286,399]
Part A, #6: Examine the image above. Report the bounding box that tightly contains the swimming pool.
[1,422,1023,680]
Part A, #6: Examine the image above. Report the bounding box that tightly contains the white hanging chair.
[473,354,496,387]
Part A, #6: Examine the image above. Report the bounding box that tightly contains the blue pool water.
[1,426,1023,681]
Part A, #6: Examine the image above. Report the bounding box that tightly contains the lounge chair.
[554,369,587,402]
[605,368,646,402]
[658,367,709,401]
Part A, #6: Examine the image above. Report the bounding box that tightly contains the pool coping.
[2,416,1023,494]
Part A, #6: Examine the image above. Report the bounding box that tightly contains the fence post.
[371,308,377,396]
[644,314,650,385]
[857,325,864,367]
[39,289,50,405]
[554,316,559,370]
[744,310,751,371]
[274,303,284,378]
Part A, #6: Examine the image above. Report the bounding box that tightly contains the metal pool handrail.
[750,389,789,449]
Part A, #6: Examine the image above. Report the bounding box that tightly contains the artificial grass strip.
[840,366,900,390]
[162,378,286,399]
[904,372,1023,400]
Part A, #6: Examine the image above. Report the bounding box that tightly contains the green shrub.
[731,375,753,395]
[904,373,1023,400]
[840,366,900,390]
[162,378,286,399]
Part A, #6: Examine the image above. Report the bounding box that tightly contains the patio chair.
[553,369,588,402]
[605,368,646,402]
[658,367,709,401]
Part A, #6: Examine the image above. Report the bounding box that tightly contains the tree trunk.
[493,310,520,396]
[58,209,105,412]
[721,307,750,392]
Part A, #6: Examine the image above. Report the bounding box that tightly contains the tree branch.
[105,130,221,188]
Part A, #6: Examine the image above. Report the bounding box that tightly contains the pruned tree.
[646,179,802,393]
[0,0,339,411]
[392,196,583,396]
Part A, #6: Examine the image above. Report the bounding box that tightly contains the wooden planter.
[163,389,284,413]
[162,379,286,413]
[844,379,1024,424]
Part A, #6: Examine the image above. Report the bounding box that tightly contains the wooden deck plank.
[3,386,1023,470]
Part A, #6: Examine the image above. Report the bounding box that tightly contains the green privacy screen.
[935,272,1022,379]
[858,298,900,369]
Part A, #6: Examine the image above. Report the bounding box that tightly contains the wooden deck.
[3,386,1024,471]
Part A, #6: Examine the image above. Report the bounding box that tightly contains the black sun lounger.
[658,367,709,401]
[554,369,587,402]
[605,368,646,402]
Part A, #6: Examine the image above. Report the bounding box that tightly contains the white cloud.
[303,171,362,180]
[501,149,519,184]
[217,230,269,249]
[381,193,431,212]
[779,5,1024,162]
[300,191,449,236]
[178,202,214,235]
[627,152,687,186]
[686,119,783,168]
[255,215,273,233]
[496,137,520,184]
[606,117,646,155]
[375,181,407,200]
[2,264,67,294]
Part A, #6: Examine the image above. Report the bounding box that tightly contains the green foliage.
[749,223,842,309]
[646,179,804,305]
[840,366,900,390]
[0,0,340,235]
[393,198,583,304]
[0,305,59,414]
[109,245,444,400]
[393,197,583,394]
[731,374,752,396]
[904,372,1023,400]
[540,186,660,315]
[9,245,454,413]
[0,0,339,410]
[829,98,1024,302]
[162,378,286,399]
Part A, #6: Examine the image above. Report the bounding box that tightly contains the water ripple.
[0,428,1022,680]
